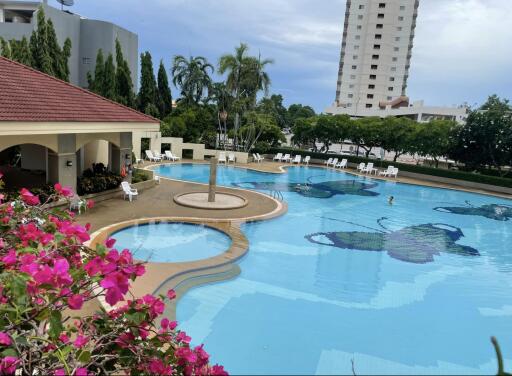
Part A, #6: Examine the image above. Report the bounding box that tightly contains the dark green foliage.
[131,169,150,184]
[138,52,159,117]
[77,163,123,195]
[115,39,135,107]
[88,49,105,93]
[172,55,213,106]
[157,60,173,118]
[102,53,116,100]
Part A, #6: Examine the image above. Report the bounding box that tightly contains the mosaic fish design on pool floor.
[231,180,379,198]
[305,223,479,264]
[434,203,512,221]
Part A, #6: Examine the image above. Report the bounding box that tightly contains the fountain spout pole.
[208,157,218,202]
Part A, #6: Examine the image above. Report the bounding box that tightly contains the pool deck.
[80,159,511,314]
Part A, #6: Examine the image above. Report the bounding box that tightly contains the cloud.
[48,0,512,111]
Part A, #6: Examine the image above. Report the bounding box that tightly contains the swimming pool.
[153,163,512,375]
[113,222,231,263]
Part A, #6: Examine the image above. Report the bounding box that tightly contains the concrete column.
[149,131,162,155]
[48,134,77,191]
[111,132,132,175]
[208,157,217,202]
[0,9,5,23]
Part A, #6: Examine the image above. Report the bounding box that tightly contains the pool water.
[153,164,512,375]
[113,222,231,263]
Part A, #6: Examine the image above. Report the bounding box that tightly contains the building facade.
[328,0,466,123]
[0,0,138,89]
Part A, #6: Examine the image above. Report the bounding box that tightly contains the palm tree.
[218,43,274,149]
[171,55,214,106]
[210,82,233,149]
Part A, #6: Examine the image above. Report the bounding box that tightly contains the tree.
[115,39,135,107]
[10,37,32,66]
[218,43,274,149]
[138,51,159,117]
[257,94,287,128]
[353,117,383,157]
[238,111,280,151]
[157,60,173,118]
[380,117,415,161]
[449,95,512,174]
[102,53,116,101]
[171,55,213,106]
[0,37,11,59]
[87,49,105,94]
[209,82,233,149]
[413,120,456,167]
[287,104,316,127]
[291,117,316,149]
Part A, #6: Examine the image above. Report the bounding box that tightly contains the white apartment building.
[327,0,467,123]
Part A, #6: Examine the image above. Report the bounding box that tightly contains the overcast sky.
[46,0,512,112]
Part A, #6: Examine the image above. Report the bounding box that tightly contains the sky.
[45,0,512,112]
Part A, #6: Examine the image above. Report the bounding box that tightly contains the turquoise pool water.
[153,163,512,375]
[113,222,231,263]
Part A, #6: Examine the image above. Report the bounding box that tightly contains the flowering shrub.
[0,178,226,375]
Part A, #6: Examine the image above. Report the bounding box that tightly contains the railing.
[269,190,284,201]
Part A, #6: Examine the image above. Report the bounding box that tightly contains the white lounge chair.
[379,165,394,176]
[252,153,263,163]
[327,158,338,167]
[145,150,161,162]
[389,167,399,178]
[303,156,310,165]
[292,155,301,164]
[69,193,86,214]
[273,153,283,162]
[356,162,366,172]
[218,152,227,164]
[121,181,138,202]
[281,154,291,163]
[324,158,333,166]
[336,159,348,169]
[362,162,377,175]
[153,150,164,159]
[228,153,236,164]
[170,151,181,161]
[164,150,178,161]
[256,153,265,162]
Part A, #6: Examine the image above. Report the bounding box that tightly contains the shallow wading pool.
[151,163,512,375]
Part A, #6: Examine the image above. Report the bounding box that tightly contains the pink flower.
[59,333,70,344]
[100,272,129,306]
[0,356,18,374]
[54,369,66,376]
[86,200,95,209]
[211,364,229,376]
[105,238,116,248]
[68,294,84,310]
[161,318,170,330]
[0,332,11,346]
[19,188,40,205]
[148,358,173,375]
[74,368,89,376]
[175,347,197,364]
[176,331,191,344]
[167,289,176,300]
[54,183,74,197]
[73,335,88,349]
[1,249,16,267]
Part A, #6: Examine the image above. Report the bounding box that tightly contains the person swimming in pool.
[388,196,394,205]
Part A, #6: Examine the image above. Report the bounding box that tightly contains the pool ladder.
[269,190,284,201]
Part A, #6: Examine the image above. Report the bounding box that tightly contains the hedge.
[267,147,512,189]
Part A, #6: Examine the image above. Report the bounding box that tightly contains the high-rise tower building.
[334,0,419,112]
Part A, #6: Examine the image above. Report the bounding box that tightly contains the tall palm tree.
[210,82,233,149]
[171,55,214,106]
[218,43,273,149]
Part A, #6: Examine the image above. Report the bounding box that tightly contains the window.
[359,4,365,9]
[395,37,400,41]
[347,103,353,107]
[355,35,361,40]
[353,55,358,59]
[378,13,385,18]
[375,34,382,39]
[366,104,373,108]
[387,96,392,100]
[369,74,377,80]
[349,84,355,88]
[348,93,354,98]
[391,67,397,71]
[352,65,357,69]
[368,84,375,89]
[389,77,395,81]
[394,47,399,52]
[82,57,91,65]
[388,87,394,91]
[379,3,386,8]
[371,64,378,70]
[400,5,405,10]
[354,45,360,50]
[397,26,402,31]
[373,44,381,49]
[350,74,356,79]
[376,24,383,29]
[358,15,363,20]
[392,57,398,62]
[372,54,379,60]
[398,16,404,21]
[367,94,374,99]
[357,25,362,30]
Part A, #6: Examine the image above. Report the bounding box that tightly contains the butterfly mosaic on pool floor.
[305,218,479,264]
[434,202,512,221]
[231,180,379,198]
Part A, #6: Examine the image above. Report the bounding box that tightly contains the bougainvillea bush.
[0,178,227,375]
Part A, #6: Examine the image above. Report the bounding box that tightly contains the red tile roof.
[0,57,158,123]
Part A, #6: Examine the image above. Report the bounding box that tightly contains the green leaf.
[48,310,64,339]
[2,348,17,357]
[77,350,91,363]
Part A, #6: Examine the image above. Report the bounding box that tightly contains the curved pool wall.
[154,164,512,375]
[112,222,232,263]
